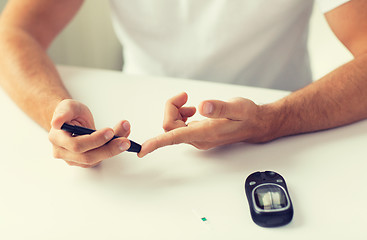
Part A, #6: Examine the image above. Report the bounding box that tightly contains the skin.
[138,0,367,157]
[0,0,131,168]
[1,0,366,164]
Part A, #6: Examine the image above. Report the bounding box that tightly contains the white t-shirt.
[109,0,350,91]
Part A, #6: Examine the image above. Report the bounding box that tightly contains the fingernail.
[202,102,214,115]
[122,121,130,131]
[119,142,130,152]
[104,130,114,140]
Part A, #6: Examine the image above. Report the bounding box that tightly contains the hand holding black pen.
[61,123,141,153]
[48,99,139,168]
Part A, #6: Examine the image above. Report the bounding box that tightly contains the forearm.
[0,26,71,130]
[262,53,367,141]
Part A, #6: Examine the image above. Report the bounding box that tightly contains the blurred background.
[0,0,353,81]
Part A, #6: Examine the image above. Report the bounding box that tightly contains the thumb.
[51,102,75,129]
[51,99,93,129]
[199,98,252,120]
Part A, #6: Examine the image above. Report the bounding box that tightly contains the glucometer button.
[265,171,276,178]
[276,179,283,183]
[253,172,261,178]
[249,181,256,186]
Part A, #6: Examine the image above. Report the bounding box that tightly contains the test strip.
[192,209,211,230]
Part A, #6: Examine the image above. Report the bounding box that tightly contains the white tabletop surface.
[1,66,366,240]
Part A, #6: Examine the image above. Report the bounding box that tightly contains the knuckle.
[233,97,245,103]
[200,145,212,150]
[81,164,94,169]
[153,135,170,149]
[236,98,248,108]
[168,131,182,145]
[167,94,178,104]
[65,160,76,166]
[70,142,84,153]
[65,160,94,168]
[165,100,171,107]
[165,99,175,109]
[167,133,177,145]
[104,146,116,159]
[162,121,173,131]
[79,154,94,164]
[48,130,57,144]
[236,97,252,109]
[92,137,105,148]
[81,152,104,166]
[217,104,227,117]
[192,142,211,150]
[52,148,62,159]
[64,99,77,108]
[48,133,53,143]
[90,162,102,168]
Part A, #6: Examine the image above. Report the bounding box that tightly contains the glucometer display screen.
[254,185,288,210]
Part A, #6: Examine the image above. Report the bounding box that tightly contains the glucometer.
[61,123,141,153]
[244,171,293,227]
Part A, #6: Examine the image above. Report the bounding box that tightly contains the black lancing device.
[61,123,141,153]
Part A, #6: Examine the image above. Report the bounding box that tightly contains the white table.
[1,66,366,240]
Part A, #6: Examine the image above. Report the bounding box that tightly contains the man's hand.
[138,92,271,157]
[48,99,131,168]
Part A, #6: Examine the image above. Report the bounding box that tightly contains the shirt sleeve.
[315,0,351,13]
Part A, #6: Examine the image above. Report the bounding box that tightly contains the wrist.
[250,102,285,143]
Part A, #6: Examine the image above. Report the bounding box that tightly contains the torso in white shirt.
[108,0,349,91]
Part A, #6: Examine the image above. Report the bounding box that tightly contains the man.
[0,0,366,166]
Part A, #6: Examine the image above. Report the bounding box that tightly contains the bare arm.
[0,0,132,167]
[0,0,84,130]
[138,0,367,157]
[265,0,367,141]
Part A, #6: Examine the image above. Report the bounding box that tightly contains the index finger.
[138,126,199,157]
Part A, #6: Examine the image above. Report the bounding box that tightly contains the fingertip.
[178,91,188,98]
[114,120,131,138]
[181,92,189,103]
[137,140,154,158]
[122,121,131,131]
[170,92,189,108]
[115,120,130,131]
[117,138,131,152]
[102,128,115,141]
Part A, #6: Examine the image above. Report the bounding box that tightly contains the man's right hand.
[48,99,131,168]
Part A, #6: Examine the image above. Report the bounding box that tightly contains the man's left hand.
[138,92,271,157]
